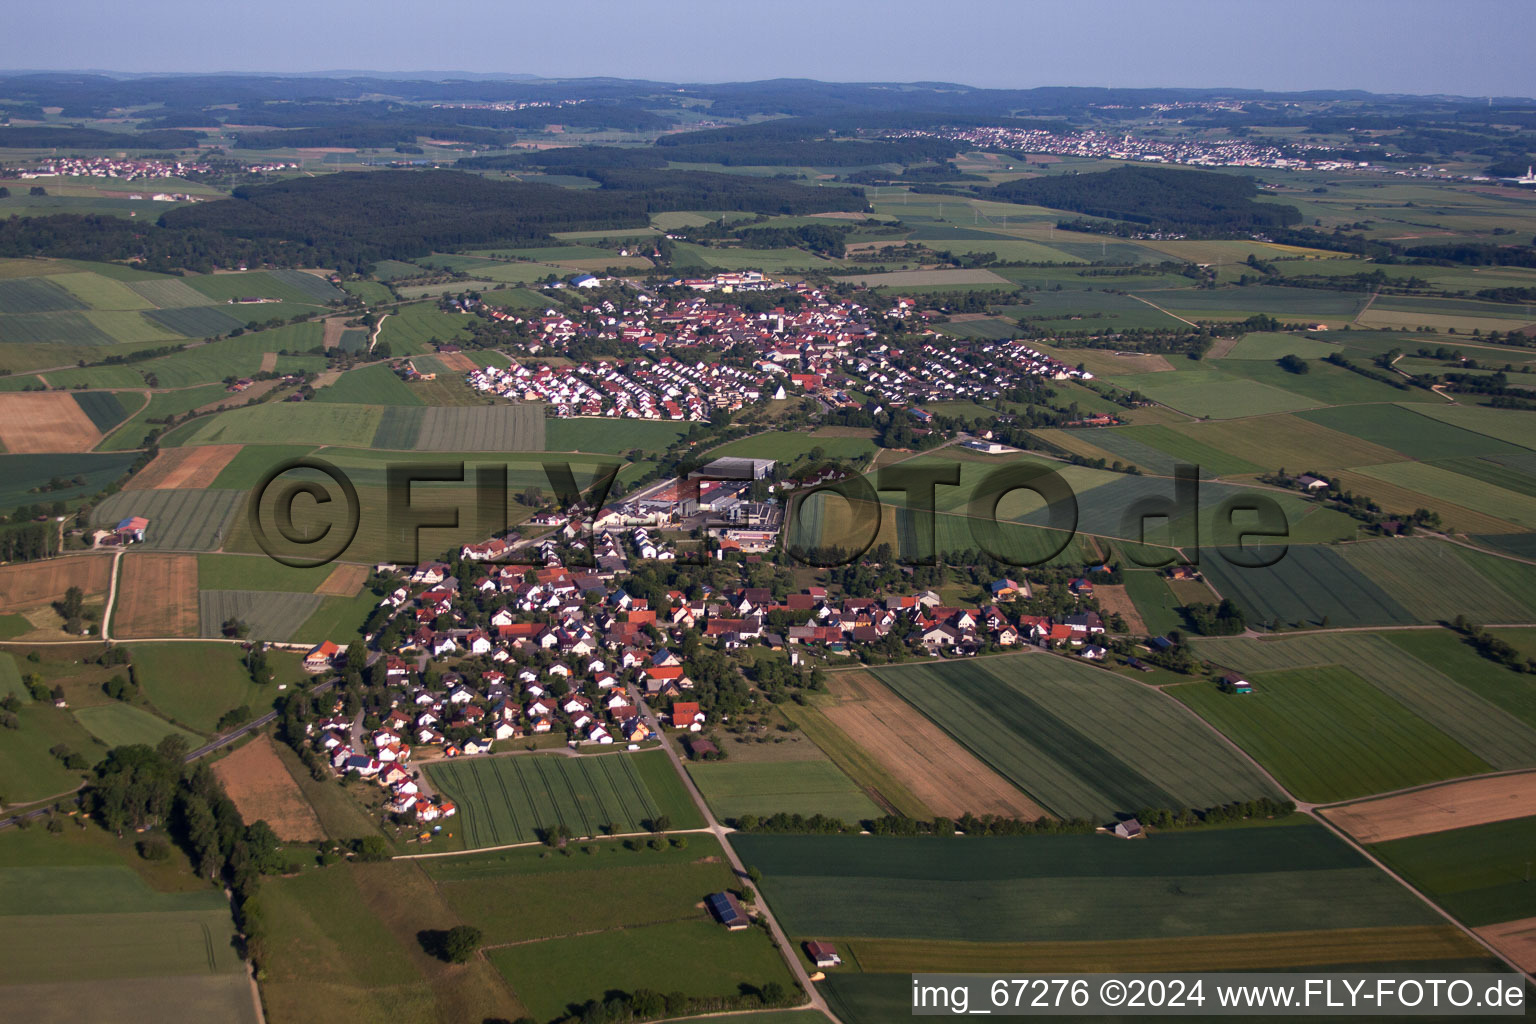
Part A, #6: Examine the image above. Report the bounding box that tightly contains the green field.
[296,591,380,644]
[0,702,105,803]
[1170,666,1490,803]
[545,417,692,455]
[195,553,335,592]
[1223,331,1343,360]
[312,363,424,407]
[1380,629,1536,732]
[415,404,547,451]
[1296,403,1526,460]
[687,760,882,823]
[72,702,201,749]
[0,452,140,509]
[1354,461,1536,530]
[206,444,318,489]
[1335,538,1536,623]
[369,405,426,449]
[1079,424,1265,477]
[735,824,1442,944]
[707,429,877,465]
[91,489,243,551]
[1122,570,1189,636]
[488,918,796,1022]
[97,387,221,451]
[129,641,281,733]
[427,750,704,849]
[420,833,795,1019]
[179,403,384,448]
[1109,367,1320,419]
[874,653,1281,819]
[377,301,473,354]
[198,591,325,642]
[1371,816,1536,926]
[1191,632,1536,771]
[1197,544,1415,630]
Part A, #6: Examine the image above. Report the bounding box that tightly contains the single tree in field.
[440,925,483,963]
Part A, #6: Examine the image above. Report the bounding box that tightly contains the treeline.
[0,520,59,562]
[1402,243,1536,268]
[232,124,510,149]
[1451,616,1536,674]
[0,169,864,274]
[458,145,669,172]
[731,799,1295,836]
[1323,351,1414,390]
[0,125,202,149]
[992,166,1302,234]
[580,168,864,215]
[86,739,291,963]
[651,138,961,167]
[698,223,852,257]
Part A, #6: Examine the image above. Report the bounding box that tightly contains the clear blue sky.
[6,0,1533,99]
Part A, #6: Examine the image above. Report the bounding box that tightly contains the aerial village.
[295,471,1174,827]
[464,283,1093,420]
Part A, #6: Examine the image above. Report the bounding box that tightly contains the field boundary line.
[1312,766,1536,812]
[392,825,715,860]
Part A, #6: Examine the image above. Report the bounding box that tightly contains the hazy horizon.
[5,0,1534,99]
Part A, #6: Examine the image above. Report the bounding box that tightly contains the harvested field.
[259,352,277,372]
[320,318,346,350]
[0,555,112,611]
[0,392,101,452]
[1476,917,1536,974]
[435,351,478,372]
[846,925,1480,973]
[113,553,198,638]
[820,670,1046,820]
[1324,773,1536,844]
[123,444,242,491]
[1092,583,1146,634]
[314,562,369,596]
[212,734,324,841]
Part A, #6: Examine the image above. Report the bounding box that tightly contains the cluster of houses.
[467,356,775,420]
[466,285,1099,424]
[889,124,1360,172]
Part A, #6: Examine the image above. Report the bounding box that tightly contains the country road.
[635,689,839,1023]
[0,673,338,831]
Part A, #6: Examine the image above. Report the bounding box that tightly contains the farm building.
[114,516,149,543]
[706,891,749,930]
[304,640,341,672]
[1221,672,1254,695]
[1296,474,1330,491]
[805,941,842,968]
[1113,818,1144,840]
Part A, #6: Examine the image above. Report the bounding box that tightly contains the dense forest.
[0,168,865,273]
[0,125,201,149]
[991,166,1304,235]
